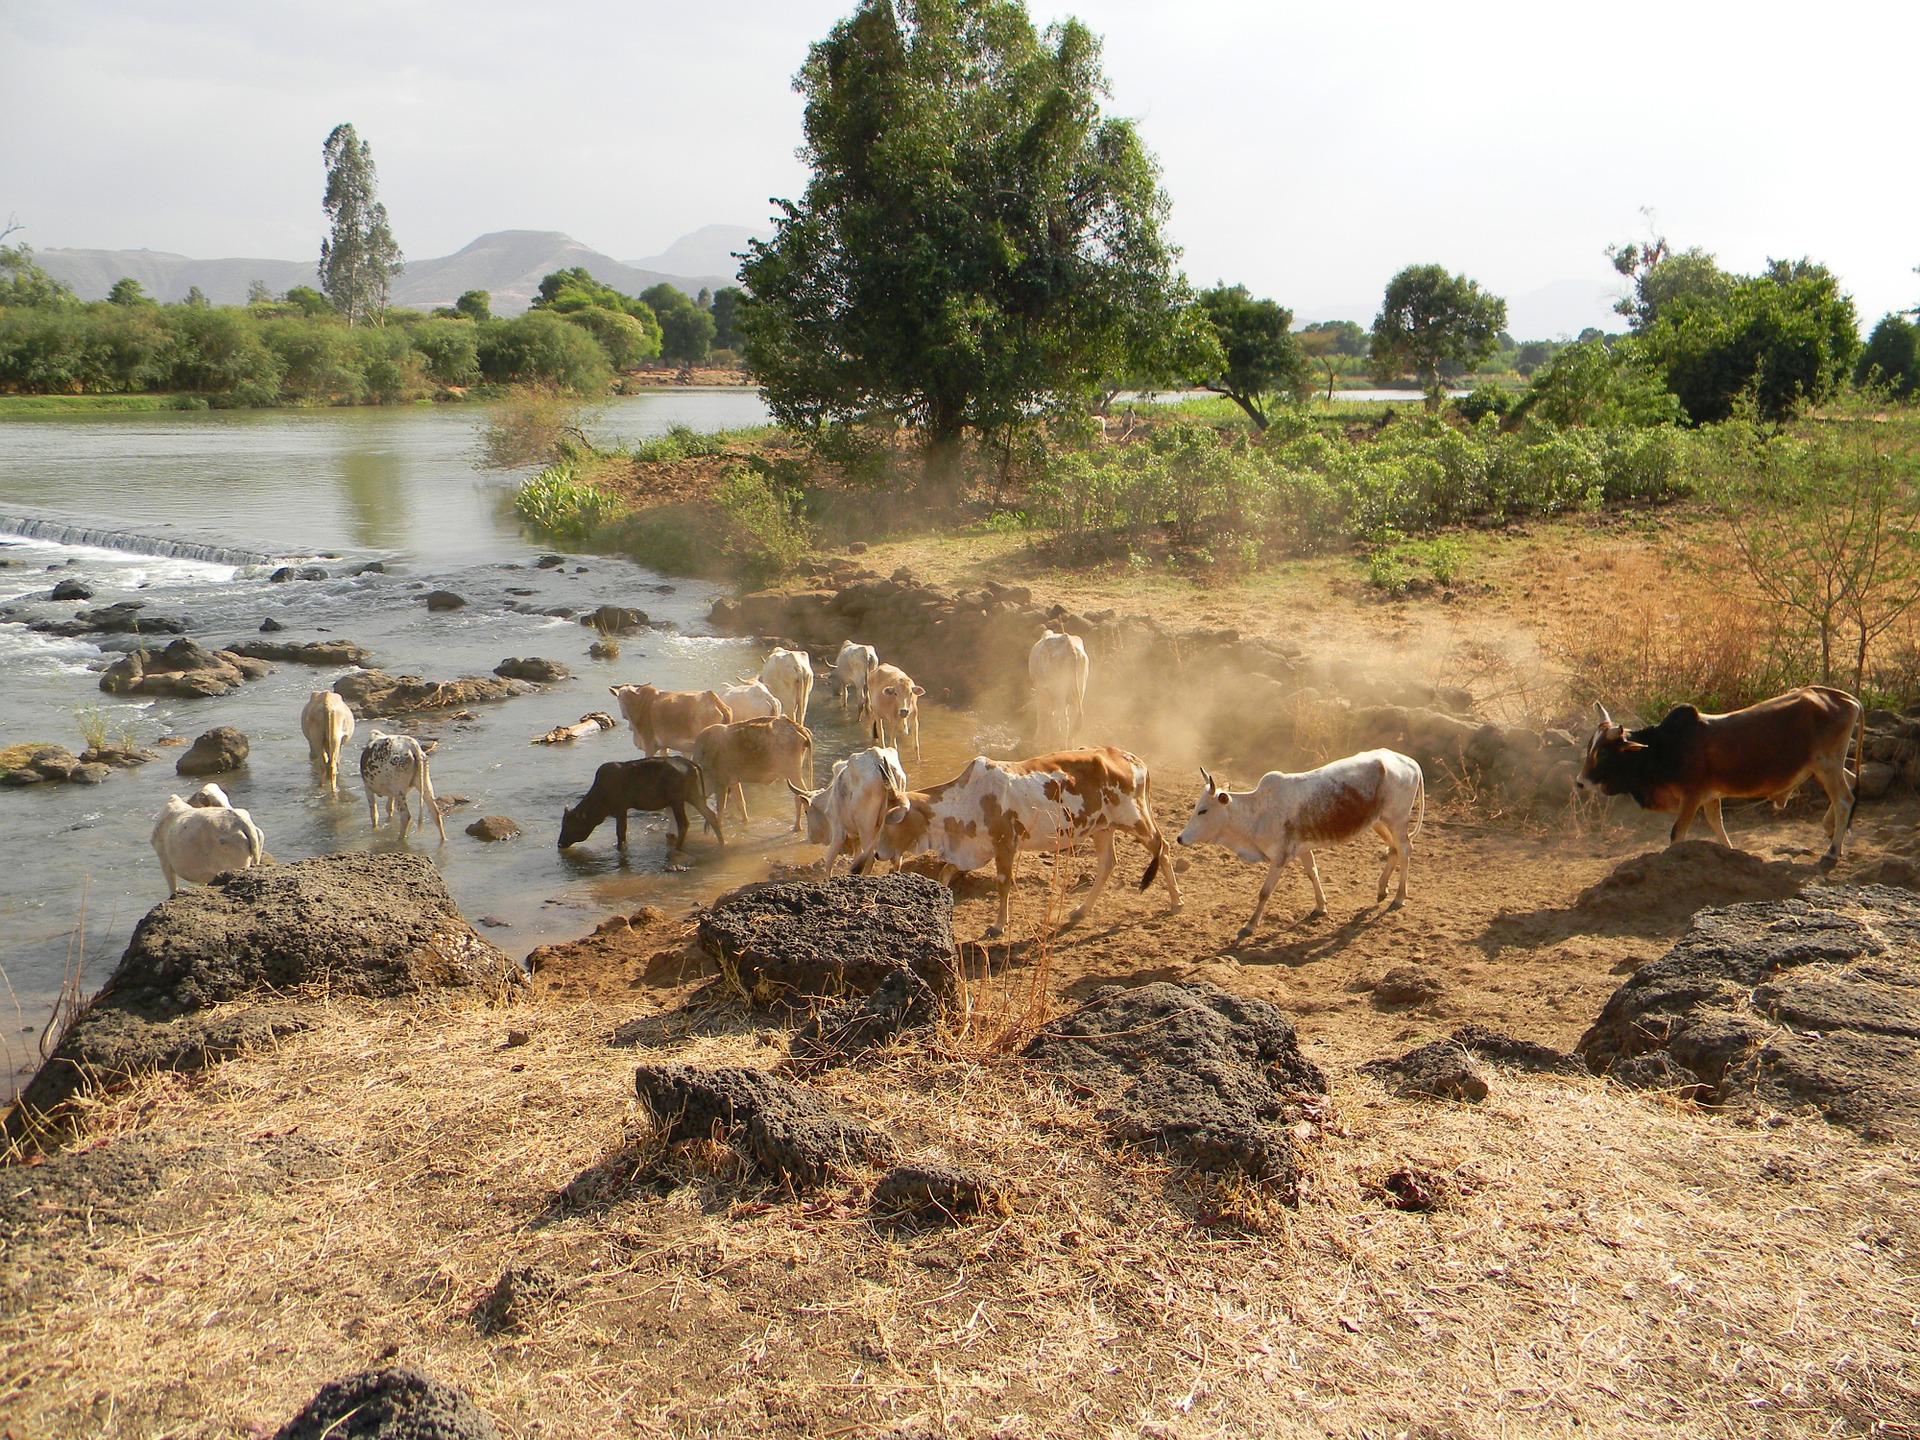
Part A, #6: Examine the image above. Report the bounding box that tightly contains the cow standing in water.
[609,684,733,756]
[1029,628,1089,749]
[1177,750,1425,940]
[868,662,925,763]
[1576,686,1863,866]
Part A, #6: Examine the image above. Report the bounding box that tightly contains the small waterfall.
[0,512,285,568]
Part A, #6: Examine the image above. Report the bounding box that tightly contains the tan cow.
[689,716,815,830]
[300,690,355,793]
[610,683,733,756]
[868,661,925,763]
[876,746,1182,939]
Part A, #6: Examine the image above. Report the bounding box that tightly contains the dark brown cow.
[1576,686,1863,865]
[558,757,724,851]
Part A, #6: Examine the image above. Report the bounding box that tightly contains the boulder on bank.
[697,875,959,1003]
[494,656,570,683]
[1024,981,1328,1194]
[99,638,268,699]
[228,638,373,666]
[175,725,249,776]
[334,669,535,718]
[790,965,938,1067]
[0,743,84,786]
[633,1064,894,1189]
[1578,885,1920,1139]
[7,853,518,1145]
[271,1366,501,1440]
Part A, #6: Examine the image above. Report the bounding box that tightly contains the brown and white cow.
[1029,628,1089,749]
[1576,686,1863,865]
[300,690,355,794]
[688,715,815,830]
[789,745,910,878]
[875,746,1182,939]
[868,661,925,763]
[1177,749,1425,940]
[610,683,733,756]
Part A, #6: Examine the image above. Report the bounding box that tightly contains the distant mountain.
[35,230,737,315]
[628,224,761,283]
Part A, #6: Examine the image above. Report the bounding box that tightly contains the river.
[0,391,992,1092]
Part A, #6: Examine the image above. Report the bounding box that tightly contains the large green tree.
[0,245,73,309]
[739,0,1189,459]
[319,123,404,326]
[1190,284,1307,430]
[1856,314,1918,399]
[641,283,716,366]
[1369,265,1506,410]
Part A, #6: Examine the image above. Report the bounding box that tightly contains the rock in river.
[333,669,534,717]
[49,578,93,601]
[423,589,468,612]
[465,815,523,842]
[6,853,519,1146]
[99,638,270,699]
[227,637,373,666]
[175,725,250,776]
[494,656,570,683]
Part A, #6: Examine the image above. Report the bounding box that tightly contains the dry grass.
[3,977,1917,1440]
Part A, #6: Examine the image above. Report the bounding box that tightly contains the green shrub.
[513,462,620,541]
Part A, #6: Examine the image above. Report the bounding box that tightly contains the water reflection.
[334,445,411,550]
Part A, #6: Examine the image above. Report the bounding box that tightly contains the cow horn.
[1594,702,1613,727]
[786,781,818,801]
[1199,766,1215,792]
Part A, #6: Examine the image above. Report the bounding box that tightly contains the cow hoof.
[1064,906,1086,927]
[1388,897,1405,911]
[982,925,1004,941]
[1817,852,1839,873]
[1307,908,1327,921]
[1234,925,1254,942]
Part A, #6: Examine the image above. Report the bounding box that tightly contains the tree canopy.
[1856,314,1919,399]
[0,245,73,309]
[319,123,403,326]
[641,284,716,366]
[739,0,1190,455]
[1368,264,1506,409]
[1190,284,1306,430]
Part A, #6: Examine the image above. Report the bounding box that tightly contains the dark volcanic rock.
[871,1163,1007,1222]
[633,1064,893,1188]
[578,604,648,635]
[422,589,468,612]
[9,854,517,1144]
[71,600,188,635]
[271,1366,501,1440]
[259,616,286,632]
[49,578,93,601]
[334,669,534,717]
[698,875,959,1003]
[1361,1041,1490,1102]
[1451,1024,1585,1076]
[228,638,373,666]
[493,656,570,683]
[99,638,262,699]
[1024,981,1327,1192]
[1370,965,1448,1006]
[1578,885,1920,1139]
[790,966,938,1067]
[175,725,249,776]
[465,815,522,842]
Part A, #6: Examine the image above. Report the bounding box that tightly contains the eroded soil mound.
[1572,841,1808,927]
[1579,884,1920,1139]
[1024,981,1327,1193]
[633,1064,894,1188]
[698,874,958,1002]
[272,1366,501,1440]
[9,854,515,1142]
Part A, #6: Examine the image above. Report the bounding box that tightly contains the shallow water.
[0,393,997,1089]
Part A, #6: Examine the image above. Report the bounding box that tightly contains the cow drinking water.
[1576,686,1863,866]
[1177,749,1425,941]
[558,757,724,851]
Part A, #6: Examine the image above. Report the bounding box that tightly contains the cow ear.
[911,684,926,696]
[1217,791,1232,805]
[885,803,909,825]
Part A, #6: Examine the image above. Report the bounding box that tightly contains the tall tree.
[1369,265,1507,410]
[709,286,745,350]
[319,123,403,327]
[0,244,73,308]
[1190,284,1306,430]
[739,0,1189,464]
[641,283,715,366]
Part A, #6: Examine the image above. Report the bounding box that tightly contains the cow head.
[557,802,597,848]
[1576,702,1649,795]
[787,781,831,845]
[880,679,924,723]
[1176,768,1234,847]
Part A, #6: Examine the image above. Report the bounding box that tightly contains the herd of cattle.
[145,617,1872,940]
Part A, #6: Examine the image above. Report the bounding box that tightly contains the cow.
[719,679,783,721]
[300,690,355,794]
[829,640,880,720]
[359,731,447,842]
[868,661,926,763]
[688,715,815,830]
[875,746,1182,939]
[759,647,815,724]
[1176,750,1426,940]
[788,746,909,878]
[1576,687,1863,866]
[151,787,264,895]
[558,756,724,851]
[1029,628,1089,748]
[609,683,733,756]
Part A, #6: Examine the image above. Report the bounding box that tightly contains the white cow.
[300,690,356,794]
[151,788,264,895]
[829,641,880,721]
[789,746,909,878]
[719,680,783,721]
[359,731,447,842]
[868,661,925,764]
[759,648,815,725]
[876,746,1182,939]
[1028,628,1089,748]
[1176,749,1425,940]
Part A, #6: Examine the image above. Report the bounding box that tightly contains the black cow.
[557,757,725,850]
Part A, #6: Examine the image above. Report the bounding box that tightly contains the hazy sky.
[3,0,1916,335]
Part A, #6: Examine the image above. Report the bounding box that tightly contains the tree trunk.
[1225,391,1270,432]
[1422,365,1443,413]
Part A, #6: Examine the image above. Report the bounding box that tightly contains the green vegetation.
[1368,265,1508,410]
[319,123,403,326]
[512,462,620,541]
[1190,285,1306,431]
[1856,314,1918,399]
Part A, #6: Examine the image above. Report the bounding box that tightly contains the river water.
[0,391,992,1091]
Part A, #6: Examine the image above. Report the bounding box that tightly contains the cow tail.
[1413,766,1427,843]
[247,816,265,867]
[1138,764,1165,891]
[1850,702,1866,789]
[417,752,443,834]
